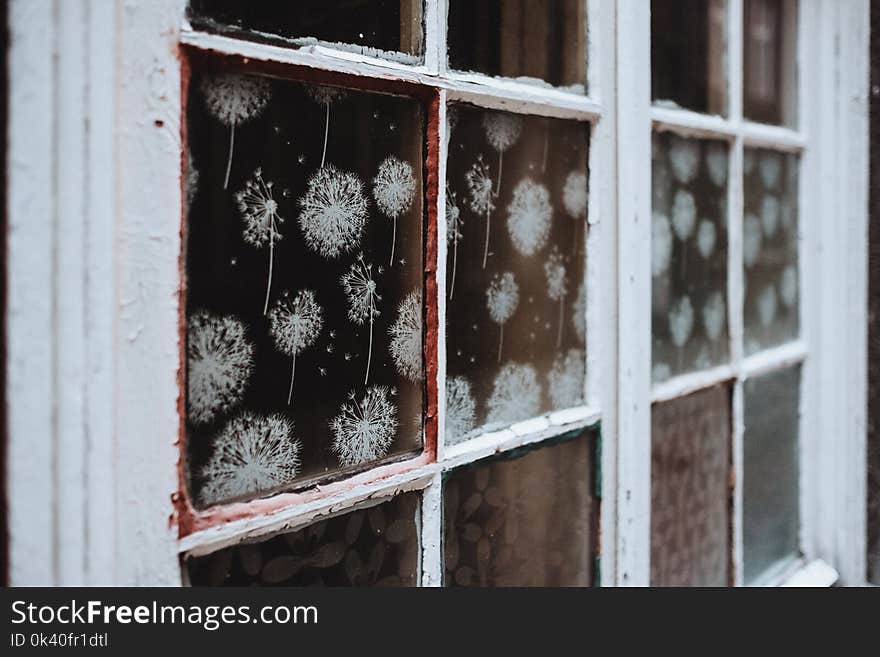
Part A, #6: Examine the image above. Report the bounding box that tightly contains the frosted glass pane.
[447,0,587,92]
[743,148,799,355]
[743,0,798,127]
[444,104,589,443]
[743,366,800,584]
[443,430,597,587]
[651,385,731,587]
[652,132,730,383]
[185,69,424,507]
[188,493,419,586]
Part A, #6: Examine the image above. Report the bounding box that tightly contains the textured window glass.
[443,431,597,587]
[743,148,798,355]
[443,104,589,444]
[652,132,729,383]
[743,366,800,584]
[447,0,587,92]
[652,0,727,116]
[187,0,424,63]
[743,0,798,126]
[651,385,731,587]
[185,69,424,508]
[188,493,419,586]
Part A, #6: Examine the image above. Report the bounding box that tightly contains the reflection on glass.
[447,0,587,91]
[743,366,800,584]
[652,0,727,115]
[652,132,729,383]
[651,385,731,587]
[743,148,798,355]
[185,70,424,507]
[444,104,589,444]
[743,0,798,126]
[443,431,597,587]
[187,0,424,63]
[188,493,420,586]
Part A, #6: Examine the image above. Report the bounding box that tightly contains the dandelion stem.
[449,234,458,300]
[321,103,330,168]
[390,216,397,267]
[482,207,491,269]
[223,124,236,190]
[495,151,503,195]
[498,324,504,363]
[287,353,296,405]
[263,230,274,316]
[365,314,374,385]
[557,297,564,348]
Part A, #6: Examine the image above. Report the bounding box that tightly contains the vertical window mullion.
[419,473,444,586]
[424,0,443,75]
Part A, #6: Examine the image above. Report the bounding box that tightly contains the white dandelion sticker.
[671,189,697,242]
[758,285,778,327]
[563,170,588,255]
[572,281,586,344]
[298,164,369,259]
[653,211,673,277]
[236,168,284,315]
[184,149,199,216]
[706,142,728,188]
[199,412,301,506]
[341,254,382,384]
[697,219,717,259]
[446,186,463,299]
[702,291,726,342]
[307,84,347,168]
[486,362,541,426]
[759,151,782,190]
[482,111,523,194]
[269,289,324,405]
[486,271,519,362]
[779,265,798,308]
[744,213,763,268]
[445,376,476,445]
[466,156,496,269]
[330,386,398,467]
[669,295,694,349]
[200,73,272,189]
[547,349,585,410]
[506,177,552,257]
[388,290,422,382]
[373,156,416,266]
[761,194,780,238]
[187,311,254,426]
[669,135,700,184]
[544,247,568,347]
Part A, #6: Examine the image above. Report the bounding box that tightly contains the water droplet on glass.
[282,188,292,199]
[388,123,397,132]
[230,258,238,266]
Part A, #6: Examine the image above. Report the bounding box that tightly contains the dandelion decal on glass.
[702,291,726,342]
[563,171,588,255]
[544,247,568,348]
[653,211,673,277]
[465,156,496,269]
[486,362,541,426]
[199,412,302,506]
[669,295,694,349]
[697,219,717,259]
[187,311,254,426]
[269,289,324,405]
[761,194,780,238]
[506,178,552,257]
[236,168,284,315]
[307,84,347,168]
[184,148,199,216]
[200,73,272,189]
[743,213,763,268]
[482,111,523,194]
[445,376,476,445]
[486,271,519,362]
[372,156,417,267]
[706,142,728,188]
[388,290,422,382]
[759,151,782,190]
[330,386,398,467]
[547,349,585,410]
[341,255,382,385]
[446,186,463,299]
[669,135,700,184]
[671,189,697,242]
[757,285,777,327]
[779,265,797,308]
[298,164,369,259]
[572,281,586,344]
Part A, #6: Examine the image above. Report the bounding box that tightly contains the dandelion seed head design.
[306,84,347,107]
[482,112,523,153]
[759,152,782,190]
[187,311,254,426]
[269,289,324,357]
[760,194,780,238]
[445,376,476,445]
[781,199,795,231]
[780,265,798,308]
[706,142,728,188]
[486,362,541,426]
[548,349,585,409]
[697,219,717,259]
[446,188,463,244]
[372,156,416,219]
[702,291,726,342]
[198,412,301,506]
[671,189,697,241]
[200,73,271,127]
[562,171,588,219]
[653,362,672,383]
[341,256,381,325]
[330,386,398,467]
[669,296,694,348]
[184,149,199,214]
[486,272,519,325]
[506,178,552,256]
[465,157,495,215]
[236,168,283,248]
[544,248,568,301]
[758,285,778,327]
[668,136,700,184]
[572,281,586,343]
[388,290,422,382]
[652,211,673,277]
[744,214,763,268]
[298,164,369,259]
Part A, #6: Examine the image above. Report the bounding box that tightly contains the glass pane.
[743,0,798,126]
[652,132,730,383]
[447,0,587,92]
[185,69,425,507]
[652,0,727,115]
[444,104,589,443]
[651,385,731,586]
[187,0,424,63]
[743,365,800,584]
[443,431,597,587]
[188,493,420,586]
[743,148,798,355]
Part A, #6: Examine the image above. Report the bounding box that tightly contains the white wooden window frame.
[2,0,868,587]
